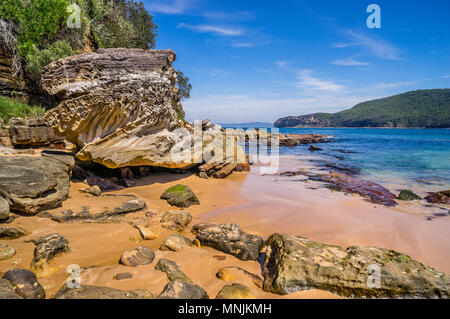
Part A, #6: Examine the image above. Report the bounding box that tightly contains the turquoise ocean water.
[225,127,450,194]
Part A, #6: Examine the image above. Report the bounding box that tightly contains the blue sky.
[143,0,450,123]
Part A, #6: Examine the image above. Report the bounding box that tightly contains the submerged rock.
[160,209,193,231]
[309,145,323,151]
[160,234,193,252]
[216,283,256,299]
[30,234,70,277]
[2,268,45,299]
[308,171,397,207]
[160,185,199,208]
[424,190,450,204]
[262,233,449,298]
[157,281,209,299]
[155,258,192,283]
[192,223,264,261]
[53,284,154,299]
[120,246,155,267]
[0,152,74,214]
[398,190,422,201]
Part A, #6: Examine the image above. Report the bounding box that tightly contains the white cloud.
[332,58,369,66]
[373,81,417,89]
[334,30,401,60]
[442,74,450,79]
[296,70,344,92]
[276,61,288,67]
[177,23,243,36]
[149,0,194,14]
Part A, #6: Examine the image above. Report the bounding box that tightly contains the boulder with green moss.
[160,184,199,208]
[398,190,422,201]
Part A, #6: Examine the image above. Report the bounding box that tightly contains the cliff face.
[0,19,27,100]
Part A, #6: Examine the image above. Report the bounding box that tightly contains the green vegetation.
[274,89,450,128]
[176,70,192,100]
[164,184,189,194]
[0,0,158,78]
[0,96,45,124]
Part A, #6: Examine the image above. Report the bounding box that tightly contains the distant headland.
[274,89,450,128]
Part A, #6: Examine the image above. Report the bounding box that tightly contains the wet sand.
[1,155,449,298]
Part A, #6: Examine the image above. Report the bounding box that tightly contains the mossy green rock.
[160,184,200,208]
[263,233,449,298]
[398,190,422,201]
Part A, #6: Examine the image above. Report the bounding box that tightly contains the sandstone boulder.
[215,283,256,299]
[0,244,15,261]
[53,284,154,299]
[120,246,155,267]
[0,226,30,239]
[157,281,209,299]
[0,196,9,221]
[192,223,264,261]
[0,151,74,214]
[262,233,449,298]
[160,234,193,252]
[155,258,192,283]
[160,209,193,231]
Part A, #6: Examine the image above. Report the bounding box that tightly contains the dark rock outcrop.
[157,281,209,299]
[53,284,154,299]
[1,268,45,299]
[279,133,331,146]
[262,233,449,298]
[160,184,199,208]
[192,223,264,261]
[49,197,146,223]
[155,258,193,283]
[0,226,30,239]
[424,190,450,204]
[30,233,70,277]
[0,151,74,214]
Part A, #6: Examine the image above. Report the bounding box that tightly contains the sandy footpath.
[0,155,448,298]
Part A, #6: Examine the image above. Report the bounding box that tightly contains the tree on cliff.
[176,70,192,100]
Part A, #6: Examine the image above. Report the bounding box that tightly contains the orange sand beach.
[0,154,449,299]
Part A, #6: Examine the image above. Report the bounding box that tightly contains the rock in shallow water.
[0,279,22,299]
[424,190,450,204]
[160,185,199,208]
[2,268,45,299]
[262,233,449,298]
[192,223,264,261]
[398,189,422,201]
[0,226,30,239]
